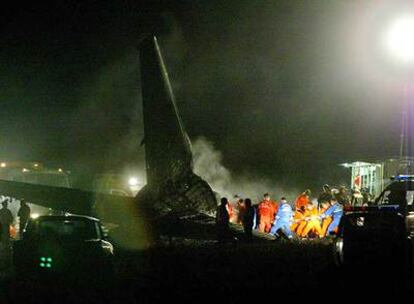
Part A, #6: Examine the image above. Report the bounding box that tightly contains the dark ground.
[0,240,336,303]
[0,218,413,302]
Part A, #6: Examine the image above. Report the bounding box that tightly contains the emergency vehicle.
[334,175,414,273]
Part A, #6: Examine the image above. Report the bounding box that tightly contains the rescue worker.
[291,206,306,235]
[17,199,30,238]
[216,197,231,243]
[295,189,311,211]
[320,199,333,237]
[258,193,277,233]
[270,197,293,239]
[299,201,323,238]
[318,184,332,206]
[0,199,14,244]
[243,198,255,241]
[321,196,343,236]
[336,186,350,206]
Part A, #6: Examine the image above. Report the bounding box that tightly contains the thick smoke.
[192,137,301,204]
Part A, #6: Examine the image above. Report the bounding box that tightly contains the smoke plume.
[192,137,301,204]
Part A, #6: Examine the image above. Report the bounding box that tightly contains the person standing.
[295,190,311,211]
[318,185,332,206]
[216,197,231,243]
[17,199,31,238]
[336,186,350,206]
[237,198,246,225]
[243,198,255,241]
[351,187,363,206]
[258,193,277,233]
[0,199,14,244]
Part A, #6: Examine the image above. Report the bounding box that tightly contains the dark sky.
[1,0,413,191]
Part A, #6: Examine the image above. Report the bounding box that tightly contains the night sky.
[1,0,413,193]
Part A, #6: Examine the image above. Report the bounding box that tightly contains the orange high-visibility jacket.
[303,207,319,219]
[291,209,305,232]
[258,200,277,218]
[299,206,323,237]
[295,194,309,210]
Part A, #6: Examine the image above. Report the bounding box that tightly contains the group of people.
[216,185,349,242]
[0,198,31,245]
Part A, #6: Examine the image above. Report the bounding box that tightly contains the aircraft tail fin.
[138,36,217,212]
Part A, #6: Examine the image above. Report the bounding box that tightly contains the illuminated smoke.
[192,137,232,197]
[192,137,301,204]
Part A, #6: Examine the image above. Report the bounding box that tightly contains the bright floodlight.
[386,16,414,63]
[128,177,139,187]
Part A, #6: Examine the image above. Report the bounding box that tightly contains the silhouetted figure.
[318,184,332,206]
[18,199,30,238]
[216,197,230,243]
[0,199,13,245]
[361,188,372,206]
[243,198,255,241]
[237,198,246,225]
[351,187,363,206]
[336,186,350,205]
[388,190,407,213]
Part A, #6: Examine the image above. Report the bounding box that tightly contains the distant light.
[395,174,414,181]
[386,16,414,63]
[58,168,63,172]
[128,177,139,187]
[335,239,343,256]
[31,213,40,219]
[39,256,53,268]
[22,168,29,172]
[0,162,6,168]
[33,163,39,168]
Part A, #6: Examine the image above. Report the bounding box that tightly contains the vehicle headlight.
[335,238,343,253]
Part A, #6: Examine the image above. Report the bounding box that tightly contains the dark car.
[334,175,414,273]
[13,214,114,280]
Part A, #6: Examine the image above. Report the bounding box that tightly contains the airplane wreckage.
[0,36,218,249]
